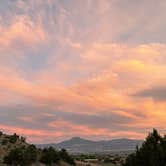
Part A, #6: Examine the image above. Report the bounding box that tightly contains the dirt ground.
[76,161,117,166]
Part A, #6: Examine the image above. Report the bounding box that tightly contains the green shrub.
[40,147,60,165]
[9,133,19,144]
[4,147,24,166]
[3,145,37,166]
[2,139,8,145]
[59,148,75,165]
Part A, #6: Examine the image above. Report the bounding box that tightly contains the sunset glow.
[0,0,166,143]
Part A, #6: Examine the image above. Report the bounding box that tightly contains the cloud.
[0,42,166,142]
[0,104,146,143]
[134,86,166,101]
[11,19,42,44]
[0,15,48,48]
[0,124,64,143]
[0,0,166,143]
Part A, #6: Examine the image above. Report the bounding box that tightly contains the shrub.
[20,136,26,143]
[3,145,38,166]
[9,133,19,144]
[59,148,76,165]
[4,147,24,166]
[2,139,8,145]
[40,147,60,165]
[24,145,38,165]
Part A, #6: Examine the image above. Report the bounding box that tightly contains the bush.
[2,139,8,145]
[40,147,75,165]
[40,147,60,165]
[9,133,19,144]
[20,136,26,143]
[59,148,75,165]
[3,145,37,166]
[4,147,24,166]
[24,145,38,165]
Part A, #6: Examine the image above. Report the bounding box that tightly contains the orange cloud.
[0,0,166,144]
[0,124,64,143]
[0,15,166,142]
[0,42,166,136]
[0,16,48,49]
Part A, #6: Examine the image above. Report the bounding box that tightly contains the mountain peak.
[71,137,82,140]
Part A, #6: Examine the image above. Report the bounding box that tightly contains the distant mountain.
[37,137,143,153]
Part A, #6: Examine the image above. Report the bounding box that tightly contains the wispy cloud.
[0,0,166,143]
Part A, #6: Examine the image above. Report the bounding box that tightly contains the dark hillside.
[0,131,75,166]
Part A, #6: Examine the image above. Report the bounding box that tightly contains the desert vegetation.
[124,129,166,166]
[0,131,75,166]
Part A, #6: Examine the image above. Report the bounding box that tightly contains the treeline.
[124,129,166,166]
[0,131,75,166]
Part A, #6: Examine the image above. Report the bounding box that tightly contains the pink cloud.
[0,124,64,143]
[0,0,166,143]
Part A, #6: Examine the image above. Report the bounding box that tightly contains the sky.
[0,0,166,144]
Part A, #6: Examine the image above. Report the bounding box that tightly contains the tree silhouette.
[124,129,166,166]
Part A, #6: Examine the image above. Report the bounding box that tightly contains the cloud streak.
[0,0,166,143]
[134,86,166,101]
